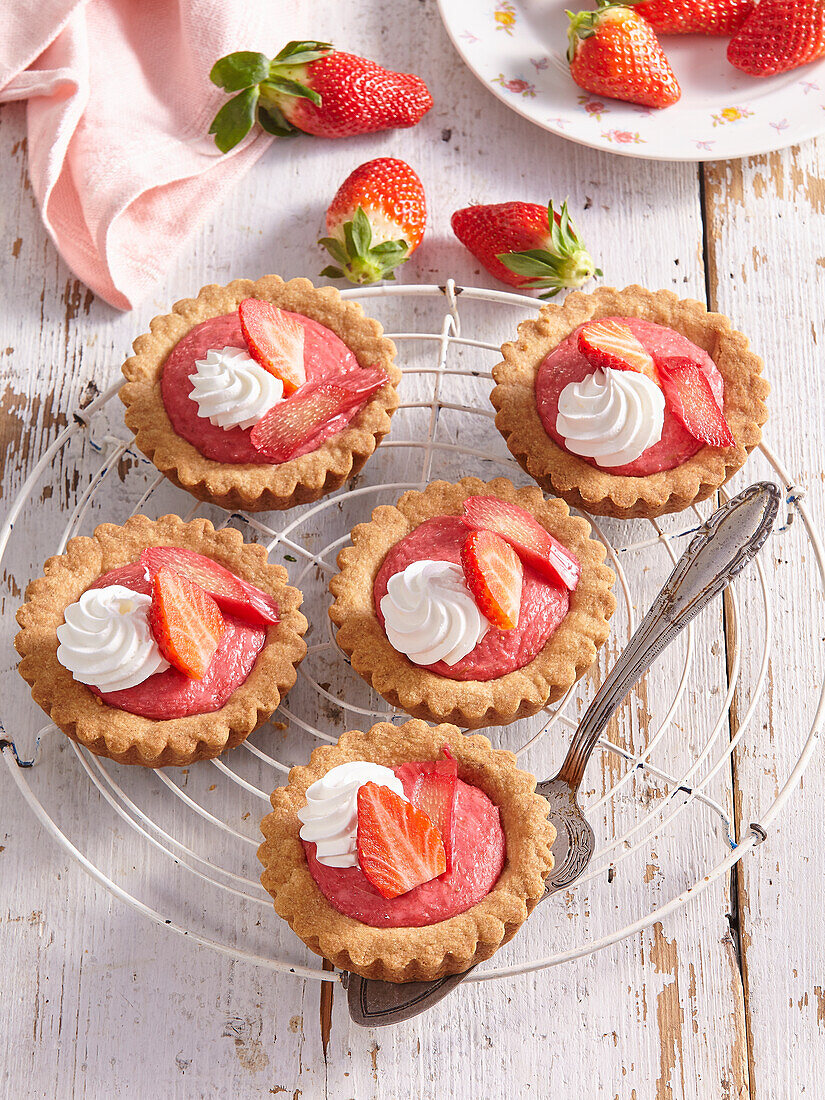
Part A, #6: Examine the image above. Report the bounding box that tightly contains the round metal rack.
[2,282,822,984]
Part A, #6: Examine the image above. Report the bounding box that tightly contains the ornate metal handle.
[555,482,781,791]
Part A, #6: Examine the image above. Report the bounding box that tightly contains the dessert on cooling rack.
[491,286,769,519]
[120,275,400,512]
[259,720,555,982]
[328,476,615,729]
[15,515,307,767]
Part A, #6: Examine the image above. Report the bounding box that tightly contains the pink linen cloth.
[0,0,277,310]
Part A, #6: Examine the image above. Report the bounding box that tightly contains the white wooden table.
[2,4,824,1097]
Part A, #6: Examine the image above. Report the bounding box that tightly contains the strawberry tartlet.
[492,286,769,519]
[260,721,555,982]
[15,515,308,767]
[121,275,400,512]
[329,477,615,730]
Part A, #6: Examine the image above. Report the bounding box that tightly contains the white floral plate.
[437,0,825,160]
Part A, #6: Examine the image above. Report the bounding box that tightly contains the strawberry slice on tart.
[238,298,306,394]
[462,496,581,592]
[655,356,736,448]
[356,781,447,899]
[397,756,459,873]
[460,529,523,631]
[578,319,657,381]
[250,366,388,462]
[149,566,226,680]
[140,546,279,626]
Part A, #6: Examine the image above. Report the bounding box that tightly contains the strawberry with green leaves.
[320,158,427,285]
[209,41,433,152]
[451,200,600,299]
[727,0,825,76]
[634,0,753,35]
[567,1,681,109]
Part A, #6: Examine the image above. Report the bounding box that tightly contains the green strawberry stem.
[497,200,601,299]
[319,207,410,286]
[209,40,333,151]
[566,0,631,62]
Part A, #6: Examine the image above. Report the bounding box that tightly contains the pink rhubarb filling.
[373,516,569,681]
[161,311,361,464]
[535,317,725,477]
[303,762,506,927]
[86,562,267,720]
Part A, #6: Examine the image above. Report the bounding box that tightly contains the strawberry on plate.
[634,0,753,35]
[209,40,433,151]
[320,158,426,285]
[461,530,524,631]
[140,547,279,627]
[727,0,825,76]
[356,781,446,899]
[578,320,657,381]
[462,497,582,592]
[655,357,736,448]
[149,566,225,680]
[249,366,388,463]
[451,199,600,299]
[238,299,306,395]
[395,756,458,872]
[567,1,681,109]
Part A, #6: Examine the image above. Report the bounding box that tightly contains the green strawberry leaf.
[371,240,408,256]
[320,266,345,279]
[209,86,260,153]
[272,40,333,64]
[318,236,349,266]
[210,52,271,91]
[264,76,322,106]
[499,250,565,277]
[350,207,373,255]
[257,104,298,137]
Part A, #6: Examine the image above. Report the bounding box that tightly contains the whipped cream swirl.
[380,560,490,667]
[297,762,406,868]
[189,347,284,431]
[56,585,170,692]
[555,367,665,468]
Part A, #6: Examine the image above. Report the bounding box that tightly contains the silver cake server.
[343,481,781,1026]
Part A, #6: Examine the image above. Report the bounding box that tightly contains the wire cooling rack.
[2,282,823,984]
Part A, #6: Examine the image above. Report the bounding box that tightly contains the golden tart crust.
[259,720,555,983]
[15,515,308,767]
[328,476,615,730]
[491,285,769,520]
[120,275,401,512]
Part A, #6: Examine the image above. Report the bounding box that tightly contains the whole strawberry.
[634,0,753,34]
[320,158,427,285]
[209,41,433,152]
[728,0,825,76]
[567,1,681,109]
[450,200,600,298]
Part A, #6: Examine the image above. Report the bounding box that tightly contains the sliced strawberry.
[238,299,306,394]
[577,319,656,381]
[140,547,279,627]
[460,530,523,631]
[149,566,225,679]
[462,496,581,592]
[396,758,459,873]
[249,367,388,462]
[356,782,446,899]
[655,357,736,448]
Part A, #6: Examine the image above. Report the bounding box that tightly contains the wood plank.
[703,138,825,1100]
